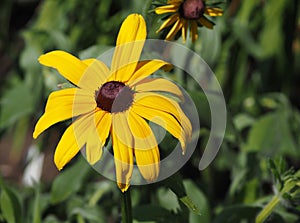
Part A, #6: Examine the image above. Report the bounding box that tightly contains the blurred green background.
[0,0,299,222]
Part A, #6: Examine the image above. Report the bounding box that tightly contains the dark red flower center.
[181,0,205,20]
[96,81,134,113]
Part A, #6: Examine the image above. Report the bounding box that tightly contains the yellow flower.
[155,0,223,42]
[33,14,192,192]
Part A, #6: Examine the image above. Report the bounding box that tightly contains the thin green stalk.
[255,195,280,223]
[121,188,132,223]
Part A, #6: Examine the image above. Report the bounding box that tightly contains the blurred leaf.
[50,157,91,204]
[70,206,106,223]
[212,205,284,223]
[0,81,34,130]
[183,180,210,223]
[0,186,22,223]
[157,188,180,212]
[133,205,177,223]
[244,111,297,157]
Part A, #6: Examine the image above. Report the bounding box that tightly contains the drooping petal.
[131,103,187,150]
[112,111,134,192]
[39,51,87,87]
[128,109,158,150]
[199,16,214,29]
[80,59,110,91]
[110,14,146,82]
[165,18,183,40]
[135,145,160,182]
[155,4,180,14]
[133,78,183,99]
[181,19,188,43]
[54,112,94,170]
[134,92,192,153]
[156,14,180,33]
[190,20,199,42]
[85,110,111,165]
[127,60,172,85]
[204,7,223,17]
[33,88,95,139]
[128,109,159,182]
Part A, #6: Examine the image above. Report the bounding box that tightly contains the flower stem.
[121,188,132,223]
[255,195,280,223]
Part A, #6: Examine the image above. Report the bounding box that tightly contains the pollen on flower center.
[96,81,134,113]
[181,0,205,20]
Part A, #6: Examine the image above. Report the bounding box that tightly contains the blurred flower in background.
[155,0,223,42]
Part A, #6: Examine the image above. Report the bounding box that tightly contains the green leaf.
[244,111,297,157]
[133,205,176,223]
[183,180,210,223]
[0,186,22,223]
[212,205,284,223]
[0,81,34,129]
[50,157,91,204]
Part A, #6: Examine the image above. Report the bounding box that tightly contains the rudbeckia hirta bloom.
[33,14,192,192]
[155,0,223,42]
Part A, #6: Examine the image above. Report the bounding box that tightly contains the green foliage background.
[0,0,299,222]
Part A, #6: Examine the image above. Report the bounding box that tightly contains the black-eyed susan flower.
[33,14,192,192]
[155,0,223,42]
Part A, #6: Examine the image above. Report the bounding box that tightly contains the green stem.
[255,195,281,223]
[121,188,132,223]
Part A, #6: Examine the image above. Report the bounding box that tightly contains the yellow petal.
[110,14,146,83]
[33,88,95,139]
[165,18,183,40]
[181,18,188,43]
[199,17,214,29]
[112,112,134,192]
[112,111,133,148]
[133,78,183,99]
[131,103,187,150]
[54,112,94,170]
[156,13,179,33]
[128,110,158,150]
[205,8,223,17]
[135,146,160,182]
[190,20,199,42]
[85,110,111,165]
[135,92,192,153]
[127,60,172,85]
[155,4,180,14]
[80,59,110,91]
[39,50,87,87]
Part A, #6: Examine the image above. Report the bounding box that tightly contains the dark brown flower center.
[181,0,205,20]
[96,81,134,113]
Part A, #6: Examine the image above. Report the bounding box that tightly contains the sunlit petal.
[133,78,183,99]
[85,110,111,165]
[111,14,146,82]
[39,50,87,87]
[166,19,183,40]
[112,112,134,192]
[128,109,158,150]
[33,88,95,139]
[135,145,160,182]
[155,5,180,14]
[131,103,187,150]
[156,13,179,33]
[135,92,192,153]
[127,60,172,85]
[205,8,223,17]
[80,59,110,91]
[54,112,94,170]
